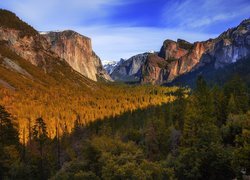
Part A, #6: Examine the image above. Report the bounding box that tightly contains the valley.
[0,8,250,180]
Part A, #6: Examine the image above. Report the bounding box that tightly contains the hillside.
[0,9,37,37]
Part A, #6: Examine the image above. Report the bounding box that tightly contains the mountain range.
[1,9,250,89]
[107,19,250,85]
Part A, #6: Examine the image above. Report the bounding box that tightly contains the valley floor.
[1,76,250,179]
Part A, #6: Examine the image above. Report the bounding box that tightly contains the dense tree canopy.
[0,75,250,179]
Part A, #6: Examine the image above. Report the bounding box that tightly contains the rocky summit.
[103,60,120,74]
[110,53,150,82]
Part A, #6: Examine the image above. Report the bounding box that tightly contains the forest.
[0,83,177,141]
[1,75,250,179]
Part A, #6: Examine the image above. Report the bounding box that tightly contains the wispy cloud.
[73,26,217,60]
[162,0,250,30]
[1,0,249,61]
[1,0,132,29]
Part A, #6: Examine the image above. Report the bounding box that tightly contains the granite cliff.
[111,53,148,82]
[42,31,111,81]
[111,19,250,85]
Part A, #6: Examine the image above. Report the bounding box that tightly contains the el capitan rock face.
[112,18,250,84]
[42,31,112,81]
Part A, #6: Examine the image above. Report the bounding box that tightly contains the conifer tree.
[0,105,19,179]
[224,75,249,113]
[212,86,228,127]
[0,105,19,146]
[228,94,238,114]
[172,88,186,130]
[32,117,48,180]
[177,76,225,179]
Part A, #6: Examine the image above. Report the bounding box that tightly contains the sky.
[1,0,250,61]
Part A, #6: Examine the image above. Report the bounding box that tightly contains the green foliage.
[224,75,249,114]
[177,39,194,51]
[171,88,187,130]
[52,137,170,179]
[230,113,250,177]
[167,57,178,63]
[0,105,20,179]
[33,117,48,145]
[212,86,228,127]
[0,105,19,146]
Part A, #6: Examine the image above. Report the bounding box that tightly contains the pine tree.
[228,94,238,114]
[172,88,186,130]
[212,86,228,127]
[0,105,19,179]
[0,105,19,146]
[32,117,48,180]
[224,75,249,113]
[177,77,226,179]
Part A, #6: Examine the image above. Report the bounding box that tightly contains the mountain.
[169,19,250,86]
[41,31,112,81]
[0,9,106,93]
[110,53,150,82]
[0,9,111,85]
[112,19,250,85]
[103,60,119,74]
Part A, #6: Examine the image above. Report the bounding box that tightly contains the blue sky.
[1,0,250,61]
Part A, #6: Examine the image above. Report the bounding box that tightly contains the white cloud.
[162,0,250,29]
[1,0,132,29]
[189,14,237,28]
[73,26,217,61]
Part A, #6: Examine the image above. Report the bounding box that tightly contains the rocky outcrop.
[0,27,54,69]
[213,19,250,68]
[0,10,54,68]
[160,39,215,82]
[141,54,168,85]
[111,53,149,82]
[42,31,112,81]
